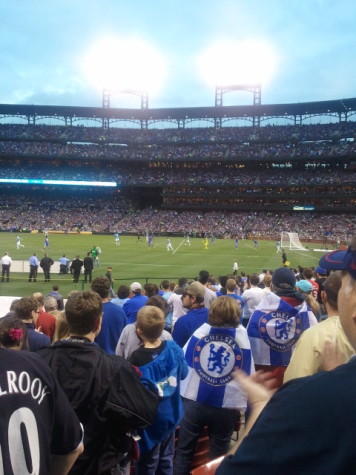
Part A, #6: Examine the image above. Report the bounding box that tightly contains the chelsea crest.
[258,311,303,351]
[193,334,243,386]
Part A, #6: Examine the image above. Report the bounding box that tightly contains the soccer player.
[276,240,281,252]
[16,235,24,249]
[232,259,238,275]
[43,234,50,251]
[254,239,259,250]
[114,232,120,245]
[167,238,174,252]
[203,237,209,250]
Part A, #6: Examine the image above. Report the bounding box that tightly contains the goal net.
[281,232,308,251]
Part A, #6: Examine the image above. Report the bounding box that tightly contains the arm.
[227,370,276,454]
[50,443,84,475]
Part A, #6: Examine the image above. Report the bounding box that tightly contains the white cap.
[130,282,142,292]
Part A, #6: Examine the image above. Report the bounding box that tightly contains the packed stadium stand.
[0,98,355,242]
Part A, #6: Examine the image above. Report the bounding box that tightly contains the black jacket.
[40,256,54,270]
[38,341,158,475]
[70,258,83,273]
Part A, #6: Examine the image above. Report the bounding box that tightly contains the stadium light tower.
[215,84,261,128]
[102,88,149,129]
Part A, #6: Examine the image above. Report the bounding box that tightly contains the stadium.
[0,88,355,296]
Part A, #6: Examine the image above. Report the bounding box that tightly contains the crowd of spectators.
[0,137,355,162]
[0,190,354,242]
[0,159,355,188]
[0,121,355,143]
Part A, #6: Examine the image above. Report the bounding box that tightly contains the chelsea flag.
[248,293,318,366]
[181,323,254,411]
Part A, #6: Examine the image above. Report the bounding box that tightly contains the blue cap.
[319,248,356,280]
[296,280,313,293]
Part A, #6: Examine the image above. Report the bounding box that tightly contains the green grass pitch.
[0,233,328,298]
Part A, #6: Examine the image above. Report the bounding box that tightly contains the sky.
[1,0,356,110]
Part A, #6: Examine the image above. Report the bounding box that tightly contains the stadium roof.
[0,97,356,125]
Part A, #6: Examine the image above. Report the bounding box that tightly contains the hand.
[232,369,277,408]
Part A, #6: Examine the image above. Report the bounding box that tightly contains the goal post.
[281,232,308,251]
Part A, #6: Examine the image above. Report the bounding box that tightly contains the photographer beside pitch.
[217,235,356,474]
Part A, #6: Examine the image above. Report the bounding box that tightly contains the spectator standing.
[241,274,264,327]
[38,290,158,475]
[70,255,84,283]
[32,292,56,341]
[59,254,69,274]
[91,276,127,354]
[172,282,209,348]
[28,252,39,282]
[83,251,94,283]
[199,269,217,309]
[247,267,318,386]
[40,252,54,282]
[0,344,84,473]
[46,284,64,311]
[216,236,356,474]
[1,252,12,282]
[130,306,188,475]
[123,282,148,324]
[175,297,254,474]
[111,284,130,308]
[167,278,188,329]
[284,271,354,382]
[13,297,50,351]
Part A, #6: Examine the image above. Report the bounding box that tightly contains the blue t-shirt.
[172,307,209,347]
[123,294,148,324]
[95,302,126,354]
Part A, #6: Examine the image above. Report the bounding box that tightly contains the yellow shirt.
[284,316,355,383]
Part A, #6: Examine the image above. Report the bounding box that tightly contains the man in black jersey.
[0,349,83,474]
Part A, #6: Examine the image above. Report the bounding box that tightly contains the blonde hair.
[136,306,164,341]
[305,294,320,319]
[208,296,241,328]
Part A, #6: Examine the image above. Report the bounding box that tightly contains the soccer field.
[0,232,327,298]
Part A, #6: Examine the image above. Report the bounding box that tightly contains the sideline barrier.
[9,260,61,274]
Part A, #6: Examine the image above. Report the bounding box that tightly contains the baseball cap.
[296,280,313,293]
[185,281,205,300]
[272,267,296,290]
[130,282,142,292]
[319,247,356,280]
[315,266,327,275]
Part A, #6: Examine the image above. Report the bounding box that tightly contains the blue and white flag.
[181,323,254,410]
[247,293,318,366]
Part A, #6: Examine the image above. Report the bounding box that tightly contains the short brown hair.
[144,283,158,298]
[323,271,342,310]
[136,306,164,341]
[13,297,39,321]
[226,279,237,292]
[208,296,241,328]
[65,291,102,335]
[91,276,111,299]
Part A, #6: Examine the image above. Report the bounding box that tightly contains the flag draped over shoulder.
[180,323,254,411]
[247,293,318,366]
